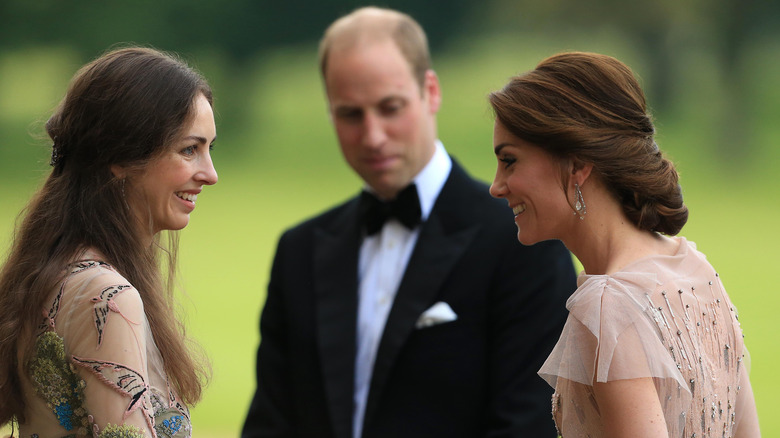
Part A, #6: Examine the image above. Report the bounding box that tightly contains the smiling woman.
[116,94,218,241]
[490,124,571,245]
[488,51,761,437]
[0,47,216,437]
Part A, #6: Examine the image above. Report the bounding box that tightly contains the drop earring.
[573,183,586,220]
[120,178,131,211]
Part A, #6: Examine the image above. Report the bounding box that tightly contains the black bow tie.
[361,184,422,235]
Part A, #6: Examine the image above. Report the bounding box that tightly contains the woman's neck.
[562,190,677,276]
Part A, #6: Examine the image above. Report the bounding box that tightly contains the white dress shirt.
[353,140,452,438]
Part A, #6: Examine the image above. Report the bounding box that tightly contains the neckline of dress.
[576,236,689,285]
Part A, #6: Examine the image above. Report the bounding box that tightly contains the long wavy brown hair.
[0,46,211,424]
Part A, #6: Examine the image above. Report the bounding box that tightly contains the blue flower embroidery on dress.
[54,403,73,429]
[28,331,89,434]
[150,389,191,437]
[158,415,184,436]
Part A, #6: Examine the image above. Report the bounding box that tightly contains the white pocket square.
[415,301,458,329]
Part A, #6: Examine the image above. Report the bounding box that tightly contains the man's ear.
[424,69,442,114]
[110,165,126,179]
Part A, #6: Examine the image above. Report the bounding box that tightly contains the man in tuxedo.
[242,7,576,438]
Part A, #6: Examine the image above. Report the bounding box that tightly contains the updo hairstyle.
[489,52,688,235]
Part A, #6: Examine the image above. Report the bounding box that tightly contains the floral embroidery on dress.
[166,384,190,423]
[95,423,145,438]
[23,259,193,438]
[28,331,90,435]
[150,387,191,437]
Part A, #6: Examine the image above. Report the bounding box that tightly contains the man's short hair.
[318,6,431,88]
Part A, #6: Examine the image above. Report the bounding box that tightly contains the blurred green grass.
[2,34,778,436]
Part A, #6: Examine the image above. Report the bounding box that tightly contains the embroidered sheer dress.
[539,237,755,437]
[16,254,191,438]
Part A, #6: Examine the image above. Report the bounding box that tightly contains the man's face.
[324,38,440,200]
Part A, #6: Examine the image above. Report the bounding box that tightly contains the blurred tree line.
[4,0,776,78]
[0,0,478,60]
[1,0,778,162]
[483,0,779,163]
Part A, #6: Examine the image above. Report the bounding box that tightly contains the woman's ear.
[571,160,593,186]
[110,165,126,179]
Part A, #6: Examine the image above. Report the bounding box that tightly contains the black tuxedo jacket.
[242,160,576,438]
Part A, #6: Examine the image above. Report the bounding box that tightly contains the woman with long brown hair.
[488,52,760,437]
[0,46,217,437]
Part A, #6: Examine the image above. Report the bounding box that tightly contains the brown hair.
[0,46,210,423]
[318,6,431,88]
[489,52,688,235]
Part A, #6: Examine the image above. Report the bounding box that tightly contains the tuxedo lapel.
[314,199,362,438]
[362,163,482,429]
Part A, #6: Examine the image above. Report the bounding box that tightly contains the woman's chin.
[516,228,547,247]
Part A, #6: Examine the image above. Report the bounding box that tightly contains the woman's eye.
[335,109,362,123]
[499,157,516,168]
[181,145,196,156]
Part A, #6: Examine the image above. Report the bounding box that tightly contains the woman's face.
[489,120,574,245]
[130,93,218,237]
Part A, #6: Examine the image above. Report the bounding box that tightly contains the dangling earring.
[573,183,586,220]
[120,178,131,211]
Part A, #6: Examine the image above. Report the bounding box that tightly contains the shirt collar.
[413,140,451,221]
[362,140,452,222]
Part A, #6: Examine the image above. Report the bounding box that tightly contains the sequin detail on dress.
[539,238,748,437]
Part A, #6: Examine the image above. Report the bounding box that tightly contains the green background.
[1,2,778,436]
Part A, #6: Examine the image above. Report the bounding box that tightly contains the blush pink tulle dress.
[539,237,757,437]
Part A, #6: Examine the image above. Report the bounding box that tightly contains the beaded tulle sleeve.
[18,258,191,438]
[539,237,751,437]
